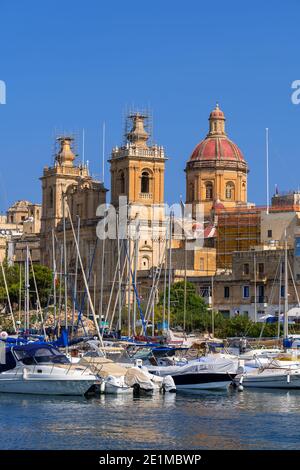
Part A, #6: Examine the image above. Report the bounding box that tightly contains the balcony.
[139,193,153,199]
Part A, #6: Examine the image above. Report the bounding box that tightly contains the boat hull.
[172,373,234,391]
[0,377,96,395]
[236,374,300,389]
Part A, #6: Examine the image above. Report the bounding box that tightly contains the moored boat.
[0,342,99,396]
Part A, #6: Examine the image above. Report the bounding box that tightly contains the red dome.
[190,136,244,162]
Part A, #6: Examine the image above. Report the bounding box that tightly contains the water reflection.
[0,389,300,449]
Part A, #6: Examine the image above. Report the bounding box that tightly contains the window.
[119,171,125,194]
[201,286,210,297]
[142,257,150,269]
[242,181,246,200]
[205,182,213,200]
[258,263,264,275]
[243,263,249,275]
[49,187,54,208]
[267,229,272,238]
[220,310,230,319]
[224,286,230,298]
[243,286,250,298]
[225,182,235,200]
[199,257,204,271]
[141,171,150,193]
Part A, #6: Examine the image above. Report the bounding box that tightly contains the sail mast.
[284,230,289,339]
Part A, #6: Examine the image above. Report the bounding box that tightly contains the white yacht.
[0,342,99,396]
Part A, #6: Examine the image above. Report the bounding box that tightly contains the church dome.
[188,104,245,164]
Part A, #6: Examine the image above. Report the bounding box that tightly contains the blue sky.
[0,0,300,212]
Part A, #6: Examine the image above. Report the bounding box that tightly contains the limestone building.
[0,200,41,264]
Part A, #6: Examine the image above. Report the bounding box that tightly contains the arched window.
[49,187,54,208]
[241,181,246,201]
[141,171,150,194]
[141,256,150,270]
[226,182,235,200]
[205,182,213,200]
[119,171,125,194]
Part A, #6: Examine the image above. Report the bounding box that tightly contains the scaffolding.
[216,206,261,270]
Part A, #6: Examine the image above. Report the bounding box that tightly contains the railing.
[139,193,153,199]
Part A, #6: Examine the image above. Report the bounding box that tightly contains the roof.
[190,136,244,162]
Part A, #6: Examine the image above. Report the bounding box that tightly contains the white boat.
[148,355,238,391]
[0,342,99,396]
[235,366,300,389]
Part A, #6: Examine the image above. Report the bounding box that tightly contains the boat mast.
[72,216,80,336]
[284,230,289,339]
[18,263,22,326]
[51,229,57,333]
[117,213,122,333]
[0,261,16,332]
[278,254,282,340]
[62,193,68,338]
[127,218,131,337]
[25,245,30,332]
[254,252,257,323]
[133,216,139,336]
[162,222,168,332]
[167,211,173,332]
[29,251,46,338]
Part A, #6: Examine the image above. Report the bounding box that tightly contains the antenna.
[266,127,269,214]
[102,122,105,185]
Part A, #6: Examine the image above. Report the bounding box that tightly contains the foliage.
[157,281,211,332]
[0,262,53,310]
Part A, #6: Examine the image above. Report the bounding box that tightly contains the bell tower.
[40,136,89,266]
[110,112,166,208]
[109,112,168,271]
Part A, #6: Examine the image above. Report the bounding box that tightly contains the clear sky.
[0,0,300,212]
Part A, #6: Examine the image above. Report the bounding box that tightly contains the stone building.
[0,200,41,264]
[191,245,299,320]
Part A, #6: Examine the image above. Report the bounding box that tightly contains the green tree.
[0,262,53,309]
[158,281,213,332]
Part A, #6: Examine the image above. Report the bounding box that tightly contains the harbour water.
[0,389,299,450]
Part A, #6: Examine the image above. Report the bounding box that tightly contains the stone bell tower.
[40,136,89,266]
[109,112,168,270]
[110,113,166,207]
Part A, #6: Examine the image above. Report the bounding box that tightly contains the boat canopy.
[11,343,69,365]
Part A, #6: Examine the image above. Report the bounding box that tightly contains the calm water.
[0,389,299,450]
